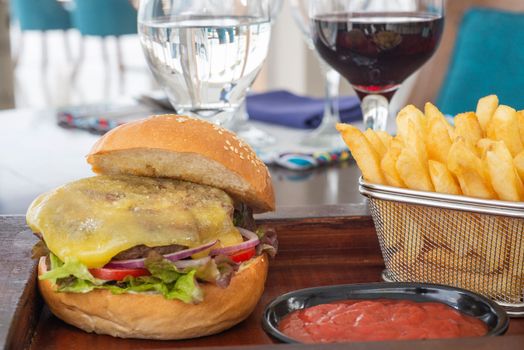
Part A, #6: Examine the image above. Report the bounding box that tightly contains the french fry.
[428,160,461,195]
[448,138,497,199]
[389,251,411,280]
[468,214,508,273]
[405,120,428,167]
[396,147,434,192]
[485,141,524,201]
[376,202,405,249]
[337,95,524,302]
[427,117,452,164]
[476,138,496,158]
[411,261,522,302]
[508,216,524,277]
[396,105,426,141]
[515,150,524,182]
[454,112,483,149]
[403,212,424,265]
[422,211,506,268]
[423,248,492,274]
[452,165,496,199]
[381,138,405,187]
[411,214,512,297]
[518,110,524,144]
[363,129,387,158]
[404,213,514,299]
[487,105,524,157]
[375,130,393,148]
[336,123,386,185]
[476,94,499,134]
[425,102,454,139]
[424,102,444,121]
[421,211,471,257]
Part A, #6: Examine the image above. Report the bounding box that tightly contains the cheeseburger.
[27,115,277,340]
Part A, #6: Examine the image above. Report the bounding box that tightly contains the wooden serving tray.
[2,214,524,350]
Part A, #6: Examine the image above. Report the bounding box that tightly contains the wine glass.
[309,0,444,131]
[138,0,271,127]
[290,0,346,149]
[230,0,283,148]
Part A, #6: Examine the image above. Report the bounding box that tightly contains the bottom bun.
[38,255,268,340]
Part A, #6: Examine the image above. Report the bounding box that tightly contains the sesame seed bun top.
[86,115,275,213]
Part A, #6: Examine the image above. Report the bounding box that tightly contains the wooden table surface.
[2,215,524,350]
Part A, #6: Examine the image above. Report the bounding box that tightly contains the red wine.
[313,13,444,99]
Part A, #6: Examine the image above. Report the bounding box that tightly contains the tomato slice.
[229,247,256,263]
[89,267,150,281]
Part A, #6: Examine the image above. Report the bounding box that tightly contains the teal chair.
[70,0,138,77]
[437,7,524,115]
[10,0,71,31]
[9,0,72,67]
[71,0,137,37]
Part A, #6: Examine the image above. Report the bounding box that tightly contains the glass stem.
[321,66,341,126]
[361,94,389,131]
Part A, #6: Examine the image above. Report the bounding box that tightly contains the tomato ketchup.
[279,299,487,343]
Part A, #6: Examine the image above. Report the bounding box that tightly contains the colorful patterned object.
[56,103,154,134]
[56,104,353,170]
[271,150,351,170]
[57,112,124,134]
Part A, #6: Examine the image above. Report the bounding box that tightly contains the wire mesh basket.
[359,178,524,317]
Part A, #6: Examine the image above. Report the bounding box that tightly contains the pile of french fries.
[337,95,524,302]
[337,95,524,201]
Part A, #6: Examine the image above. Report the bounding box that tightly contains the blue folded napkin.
[246,90,362,129]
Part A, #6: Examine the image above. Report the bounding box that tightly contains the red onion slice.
[210,227,259,256]
[105,227,260,269]
[105,240,218,269]
[105,257,148,269]
[173,256,211,270]
[163,240,217,262]
[238,227,259,241]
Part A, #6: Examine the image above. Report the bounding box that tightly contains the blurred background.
[2,0,524,114]
[1,0,524,215]
[0,0,420,113]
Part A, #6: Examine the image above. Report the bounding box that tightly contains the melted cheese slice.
[27,175,243,268]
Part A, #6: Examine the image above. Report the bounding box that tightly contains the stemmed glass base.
[227,100,277,149]
[300,67,346,149]
[235,123,277,149]
[300,115,347,149]
[182,108,236,128]
[361,94,390,131]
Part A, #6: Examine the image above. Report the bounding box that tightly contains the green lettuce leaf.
[166,270,203,303]
[39,253,203,303]
[144,252,181,283]
[39,253,102,285]
[256,227,278,258]
[57,278,97,293]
